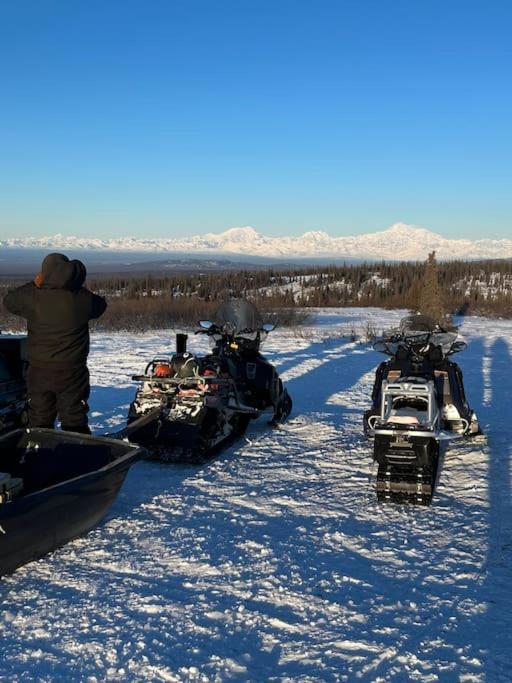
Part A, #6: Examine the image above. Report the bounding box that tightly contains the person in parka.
[3,253,107,433]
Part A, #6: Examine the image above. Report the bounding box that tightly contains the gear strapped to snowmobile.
[364,314,480,505]
[126,300,292,461]
[0,334,28,435]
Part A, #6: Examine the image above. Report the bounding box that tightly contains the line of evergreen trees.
[88,257,512,318]
[1,257,511,331]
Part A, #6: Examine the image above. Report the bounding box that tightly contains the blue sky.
[0,0,511,240]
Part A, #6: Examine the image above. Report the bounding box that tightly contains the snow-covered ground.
[1,308,511,682]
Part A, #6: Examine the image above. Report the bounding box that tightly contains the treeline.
[1,258,511,331]
[88,259,512,318]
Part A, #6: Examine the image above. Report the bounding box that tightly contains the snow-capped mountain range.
[1,223,511,261]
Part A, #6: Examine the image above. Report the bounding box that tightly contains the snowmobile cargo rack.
[131,374,234,385]
[0,428,143,577]
[129,375,261,415]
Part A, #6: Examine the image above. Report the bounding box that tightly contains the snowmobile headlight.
[230,342,239,349]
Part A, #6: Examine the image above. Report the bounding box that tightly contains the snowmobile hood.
[213,299,263,335]
[40,253,87,291]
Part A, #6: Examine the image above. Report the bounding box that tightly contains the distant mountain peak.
[302,230,331,240]
[217,226,259,238]
[384,222,421,233]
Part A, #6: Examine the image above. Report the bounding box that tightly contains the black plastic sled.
[0,334,28,435]
[0,428,142,577]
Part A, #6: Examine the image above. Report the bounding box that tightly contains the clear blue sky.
[0,0,511,240]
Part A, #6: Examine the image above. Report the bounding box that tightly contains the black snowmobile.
[126,299,292,461]
[0,334,28,435]
[364,314,480,505]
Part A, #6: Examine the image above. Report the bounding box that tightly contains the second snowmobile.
[126,300,292,461]
[364,315,480,505]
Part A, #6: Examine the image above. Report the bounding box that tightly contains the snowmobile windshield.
[428,331,461,355]
[373,339,400,356]
[400,315,440,334]
[213,300,263,336]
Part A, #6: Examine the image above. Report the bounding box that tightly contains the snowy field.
[1,308,511,682]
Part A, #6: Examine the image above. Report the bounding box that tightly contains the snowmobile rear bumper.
[374,431,436,467]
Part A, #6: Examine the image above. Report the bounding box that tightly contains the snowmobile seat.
[388,397,429,427]
[396,345,409,362]
[386,346,414,377]
[388,415,421,426]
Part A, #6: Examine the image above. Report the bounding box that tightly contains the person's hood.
[40,253,86,290]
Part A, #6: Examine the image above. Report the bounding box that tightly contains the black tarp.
[213,299,263,334]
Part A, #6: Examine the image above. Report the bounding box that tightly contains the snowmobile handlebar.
[195,321,275,338]
[373,332,466,359]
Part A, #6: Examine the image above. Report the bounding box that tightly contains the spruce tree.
[418,251,445,322]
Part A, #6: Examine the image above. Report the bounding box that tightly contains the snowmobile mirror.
[198,320,214,330]
[261,323,275,333]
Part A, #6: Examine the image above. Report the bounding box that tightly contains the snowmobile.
[126,300,292,461]
[0,333,28,435]
[363,314,480,505]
